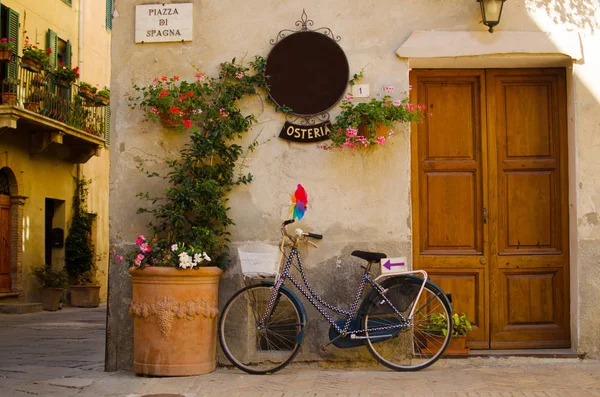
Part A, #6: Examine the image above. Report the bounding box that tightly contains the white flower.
[194,253,203,263]
[178,252,193,269]
[203,252,211,262]
[171,243,179,252]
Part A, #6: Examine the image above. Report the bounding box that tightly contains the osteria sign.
[135,3,193,43]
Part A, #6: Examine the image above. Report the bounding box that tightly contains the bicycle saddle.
[351,250,387,262]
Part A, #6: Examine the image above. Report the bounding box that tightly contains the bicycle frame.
[259,244,426,339]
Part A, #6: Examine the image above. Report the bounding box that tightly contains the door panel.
[410,70,489,346]
[411,68,569,349]
[0,194,10,293]
[487,69,570,348]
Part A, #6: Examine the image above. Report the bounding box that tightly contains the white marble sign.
[135,3,193,43]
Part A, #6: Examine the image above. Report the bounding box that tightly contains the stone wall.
[107,0,600,370]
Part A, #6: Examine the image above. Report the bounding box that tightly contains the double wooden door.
[410,69,570,349]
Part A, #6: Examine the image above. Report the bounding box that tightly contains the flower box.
[21,56,42,73]
[0,49,12,62]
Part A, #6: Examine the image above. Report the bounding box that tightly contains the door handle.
[483,207,487,224]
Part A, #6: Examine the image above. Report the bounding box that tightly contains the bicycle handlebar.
[281,220,324,244]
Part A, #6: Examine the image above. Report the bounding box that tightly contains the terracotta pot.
[95,95,109,106]
[1,92,17,105]
[129,266,223,376]
[357,121,390,139]
[21,56,42,73]
[0,49,12,62]
[70,285,100,307]
[40,288,63,311]
[24,102,40,112]
[422,335,470,355]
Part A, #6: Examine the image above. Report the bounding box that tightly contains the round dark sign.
[266,31,349,116]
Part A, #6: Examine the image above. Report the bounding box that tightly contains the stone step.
[0,302,43,314]
[0,292,20,303]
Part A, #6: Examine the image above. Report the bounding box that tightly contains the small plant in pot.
[31,265,69,311]
[65,176,100,307]
[422,312,473,355]
[1,76,19,105]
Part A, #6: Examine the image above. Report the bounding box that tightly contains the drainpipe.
[78,0,84,74]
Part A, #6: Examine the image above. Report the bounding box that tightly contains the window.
[0,5,19,79]
[106,0,114,31]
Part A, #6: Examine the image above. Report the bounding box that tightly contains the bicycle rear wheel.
[361,278,452,371]
[218,284,305,374]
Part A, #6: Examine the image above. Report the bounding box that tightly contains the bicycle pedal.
[319,344,328,352]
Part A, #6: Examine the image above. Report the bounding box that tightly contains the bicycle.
[219,219,453,374]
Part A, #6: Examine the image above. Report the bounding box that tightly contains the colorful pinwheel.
[290,184,308,220]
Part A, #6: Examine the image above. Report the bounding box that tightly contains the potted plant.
[24,88,45,112]
[422,312,473,355]
[31,265,69,311]
[322,71,425,150]
[55,62,80,86]
[65,176,100,308]
[128,75,202,127]
[95,87,110,106]
[78,81,95,99]
[125,57,268,376]
[1,76,18,105]
[0,37,15,62]
[21,41,51,73]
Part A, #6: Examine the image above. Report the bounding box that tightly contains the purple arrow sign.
[382,259,405,271]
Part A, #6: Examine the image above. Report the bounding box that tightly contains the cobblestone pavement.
[1,306,599,397]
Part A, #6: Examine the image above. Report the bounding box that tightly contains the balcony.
[0,56,109,164]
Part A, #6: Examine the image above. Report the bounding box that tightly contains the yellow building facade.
[0,0,111,305]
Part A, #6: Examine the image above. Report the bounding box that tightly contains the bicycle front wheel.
[218,284,305,374]
[361,278,452,371]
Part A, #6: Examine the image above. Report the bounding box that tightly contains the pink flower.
[405,103,415,111]
[135,235,146,245]
[115,254,122,263]
[219,108,229,117]
[183,119,192,128]
[140,243,152,253]
[393,99,402,107]
[134,259,141,267]
[195,72,206,82]
[345,127,358,137]
[384,86,394,92]
[378,136,386,145]
[343,95,353,102]
[408,84,413,91]
[153,77,159,83]
[235,72,244,79]
[137,253,145,260]
[150,107,159,114]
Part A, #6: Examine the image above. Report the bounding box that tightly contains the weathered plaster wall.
[107,0,600,370]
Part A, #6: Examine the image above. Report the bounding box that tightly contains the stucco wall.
[107,0,600,370]
[1,0,111,302]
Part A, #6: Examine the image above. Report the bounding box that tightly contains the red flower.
[179,94,187,101]
[173,76,180,81]
[159,90,169,98]
[183,120,192,128]
[187,91,194,97]
[161,76,167,81]
[46,48,52,54]
[170,107,180,114]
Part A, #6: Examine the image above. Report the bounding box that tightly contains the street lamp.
[478,0,506,33]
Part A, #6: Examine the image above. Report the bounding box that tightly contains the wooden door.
[0,194,10,293]
[410,68,570,349]
[487,69,570,348]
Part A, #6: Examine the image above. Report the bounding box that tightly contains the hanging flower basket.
[0,50,12,62]
[21,56,42,73]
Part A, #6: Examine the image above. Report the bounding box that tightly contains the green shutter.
[62,0,73,6]
[106,0,113,31]
[65,40,72,67]
[104,106,111,147]
[46,29,58,70]
[7,9,19,79]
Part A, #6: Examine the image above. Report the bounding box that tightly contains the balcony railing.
[0,56,109,141]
